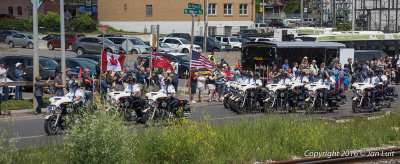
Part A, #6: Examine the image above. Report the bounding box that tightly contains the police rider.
[317,71,332,90]
[252,72,263,88]
[278,72,292,86]
[65,81,85,113]
[296,71,309,84]
[125,77,142,119]
[364,71,379,85]
[162,78,177,113]
[377,69,388,84]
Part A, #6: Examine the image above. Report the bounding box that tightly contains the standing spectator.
[55,60,61,77]
[83,75,93,101]
[309,60,319,82]
[287,68,294,80]
[347,58,353,84]
[100,74,108,97]
[189,69,198,104]
[136,67,146,95]
[170,71,179,93]
[300,57,309,73]
[343,64,350,91]
[206,70,216,102]
[145,68,151,91]
[362,61,370,81]
[319,63,326,79]
[95,59,101,78]
[134,56,145,73]
[34,76,50,115]
[292,62,298,80]
[353,58,362,82]
[67,74,76,92]
[214,66,224,101]
[234,60,241,70]
[114,71,125,91]
[14,62,24,100]
[0,61,8,115]
[54,72,65,96]
[396,55,400,85]
[220,58,229,68]
[282,59,289,72]
[197,72,206,103]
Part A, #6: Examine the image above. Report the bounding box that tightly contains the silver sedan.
[5,33,34,49]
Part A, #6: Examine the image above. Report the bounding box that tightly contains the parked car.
[0,14,16,20]
[52,57,98,76]
[166,33,191,41]
[159,53,190,78]
[214,36,242,51]
[3,78,15,99]
[238,38,250,43]
[159,37,202,53]
[72,37,122,55]
[76,54,148,70]
[237,29,269,38]
[303,18,316,26]
[144,41,178,53]
[42,34,59,41]
[6,33,34,49]
[120,37,150,54]
[98,34,123,37]
[1,56,59,81]
[193,36,230,52]
[249,37,277,42]
[47,34,85,51]
[0,30,21,43]
[269,19,284,27]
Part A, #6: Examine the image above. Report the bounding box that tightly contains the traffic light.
[259,6,263,13]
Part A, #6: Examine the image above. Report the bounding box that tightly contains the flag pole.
[188,13,195,100]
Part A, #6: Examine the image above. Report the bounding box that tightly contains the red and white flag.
[101,51,126,72]
[190,50,213,70]
[152,54,174,70]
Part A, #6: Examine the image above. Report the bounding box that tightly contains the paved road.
[2,86,400,149]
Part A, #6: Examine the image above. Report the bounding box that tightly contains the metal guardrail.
[4,81,54,87]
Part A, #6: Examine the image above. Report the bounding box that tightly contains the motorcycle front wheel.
[223,97,229,109]
[44,118,60,136]
[305,103,315,114]
[236,101,245,114]
[264,102,274,114]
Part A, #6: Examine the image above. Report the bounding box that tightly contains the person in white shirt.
[278,73,292,86]
[65,82,85,113]
[364,71,379,85]
[296,71,309,84]
[197,72,206,103]
[126,77,144,119]
[253,73,263,88]
[0,61,8,115]
[376,69,388,83]
[317,72,332,90]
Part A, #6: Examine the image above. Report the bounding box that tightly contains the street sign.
[184,9,203,15]
[101,26,107,31]
[30,0,43,10]
[188,3,201,9]
[304,8,308,13]
[259,3,267,6]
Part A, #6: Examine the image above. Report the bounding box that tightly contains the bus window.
[353,41,366,50]
[383,40,397,56]
[366,40,380,50]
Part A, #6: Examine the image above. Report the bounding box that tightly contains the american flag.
[190,50,213,70]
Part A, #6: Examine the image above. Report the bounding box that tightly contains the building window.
[208,26,216,36]
[208,3,216,15]
[8,7,13,15]
[17,7,22,15]
[239,4,248,15]
[146,5,152,16]
[224,4,232,15]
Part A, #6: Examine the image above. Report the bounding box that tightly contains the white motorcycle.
[305,83,331,113]
[106,91,131,112]
[232,83,257,114]
[44,96,74,135]
[352,83,381,113]
[264,84,290,113]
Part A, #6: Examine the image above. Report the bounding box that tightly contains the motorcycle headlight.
[280,92,285,98]
[367,92,372,97]
[357,90,361,94]
[161,102,167,108]
[250,92,255,97]
[111,46,118,49]
[124,101,130,107]
[239,91,244,96]
[148,100,154,105]
[319,92,324,97]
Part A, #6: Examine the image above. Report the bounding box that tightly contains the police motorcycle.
[287,82,308,111]
[228,81,240,112]
[352,71,382,113]
[223,81,234,109]
[44,82,83,135]
[146,79,191,124]
[374,70,398,108]
[304,82,332,113]
[121,77,150,123]
[264,73,293,113]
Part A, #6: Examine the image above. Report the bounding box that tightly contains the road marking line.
[7,135,47,140]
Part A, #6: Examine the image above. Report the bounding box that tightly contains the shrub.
[38,12,60,32]
[63,109,136,163]
[0,19,31,31]
[66,13,97,32]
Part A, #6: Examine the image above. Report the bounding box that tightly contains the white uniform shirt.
[66,88,85,104]
[238,77,247,84]
[162,84,176,96]
[379,75,388,82]
[125,83,140,97]
[364,76,379,85]
[197,76,206,88]
[296,76,309,84]
[317,78,332,90]
[255,79,262,87]
[0,67,6,95]
[278,78,292,86]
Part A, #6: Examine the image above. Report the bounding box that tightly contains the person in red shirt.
[189,69,198,104]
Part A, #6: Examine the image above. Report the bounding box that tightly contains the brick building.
[98,0,256,35]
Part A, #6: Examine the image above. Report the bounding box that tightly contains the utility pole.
[352,0,356,31]
[388,0,391,32]
[33,0,39,112]
[203,0,208,52]
[60,0,66,89]
[262,0,265,23]
[190,14,194,53]
[301,0,304,26]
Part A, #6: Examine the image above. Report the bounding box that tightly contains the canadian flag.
[101,51,126,72]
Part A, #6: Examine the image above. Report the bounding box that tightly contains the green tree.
[66,13,97,32]
[333,23,358,31]
[284,0,300,14]
[38,12,60,31]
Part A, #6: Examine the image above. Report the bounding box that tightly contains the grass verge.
[1,98,49,110]
[2,109,400,163]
